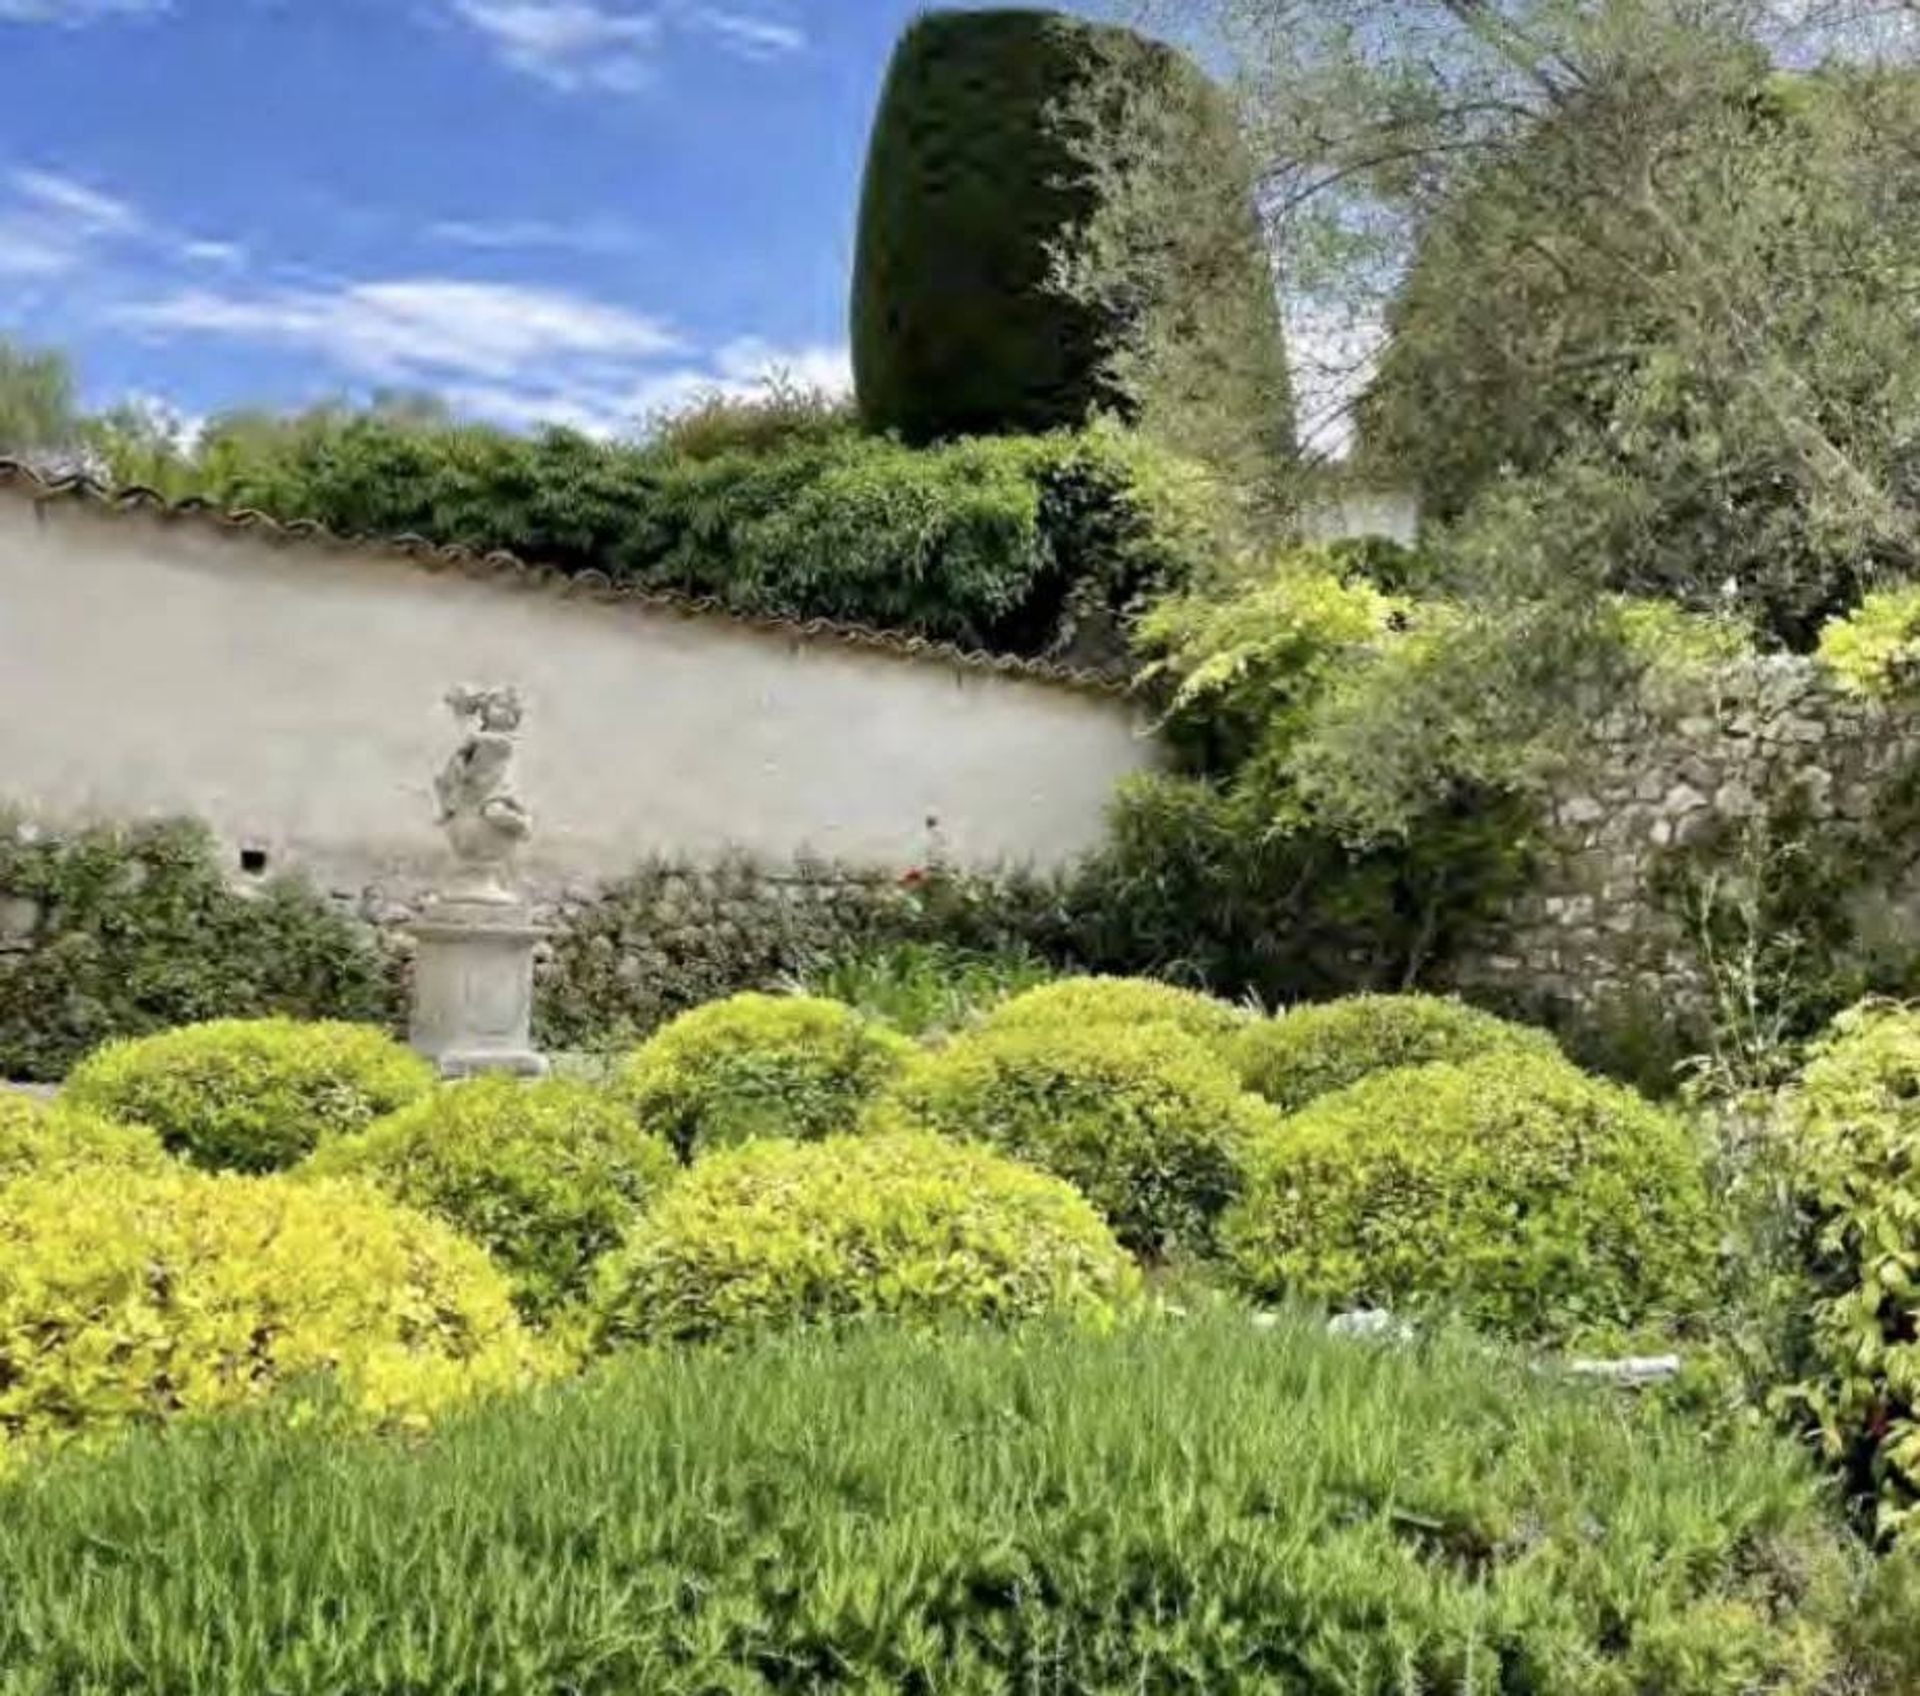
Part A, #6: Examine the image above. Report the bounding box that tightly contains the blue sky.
[0,0,1109,437]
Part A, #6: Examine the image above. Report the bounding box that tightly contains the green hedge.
[192,411,1210,662]
[0,817,402,1082]
[0,1315,1876,1693]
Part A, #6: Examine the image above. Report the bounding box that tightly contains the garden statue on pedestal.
[409,683,549,1079]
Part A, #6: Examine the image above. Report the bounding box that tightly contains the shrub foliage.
[0,1166,541,1469]
[980,972,1250,1051]
[591,1131,1137,1345]
[63,1017,436,1173]
[1224,1052,1715,1343]
[615,993,914,1162]
[879,1019,1278,1258]
[1778,1001,1920,1544]
[0,1092,168,1183]
[0,816,401,1082]
[305,1077,678,1322]
[0,1315,1872,1694]
[1232,992,1564,1113]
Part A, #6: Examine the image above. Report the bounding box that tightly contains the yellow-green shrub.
[1223,1052,1714,1345]
[0,1166,543,1467]
[982,975,1250,1053]
[1778,1002,1920,1544]
[614,993,914,1161]
[0,1092,169,1182]
[306,1077,677,1322]
[62,1018,435,1173]
[1231,992,1563,1113]
[1817,584,1920,697]
[591,1131,1138,1345]
[876,1022,1279,1258]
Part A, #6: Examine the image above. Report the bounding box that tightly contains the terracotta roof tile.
[0,459,1134,697]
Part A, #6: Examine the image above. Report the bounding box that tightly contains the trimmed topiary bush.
[1224,1051,1715,1344]
[614,993,915,1162]
[304,1077,678,1323]
[877,1020,1278,1258]
[62,1018,436,1174]
[0,1314,1875,1694]
[981,974,1250,1052]
[592,1131,1137,1345]
[1778,1001,1920,1544]
[0,1165,543,1469]
[0,1091,169,1182]
[1232,992,1565,1113]
[851,10,1286,448]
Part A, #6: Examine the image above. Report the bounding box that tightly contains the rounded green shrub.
[877,1020,1279,1258]
[62,1018,435,1174]
[982,974,1250,1052]
[305,1077,678,1323]
[1231,992,1564,1113]
[614,993,914,1162]
[1224,1052,1714,1344]
[1778,1001,1920,1544]
[592,1131,1138,1345]
[0,1092,169,1183]
[0,1165,544,1468]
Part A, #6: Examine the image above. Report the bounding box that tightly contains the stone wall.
[1452,655,1920,1023]
[0,483,1159,898]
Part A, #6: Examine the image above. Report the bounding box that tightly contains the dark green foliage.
[0,817,401,1082]
[0,1315,1871,1692]
[851,10,1287,451]
[193,410,1207,661]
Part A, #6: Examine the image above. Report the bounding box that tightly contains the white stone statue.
[433,683,532,905]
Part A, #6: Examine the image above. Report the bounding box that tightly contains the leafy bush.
[1777,1001,1920,1543]
[0,1314,1875,1694]
[1232,992,1565,1112]
[796,942,1054,1038]
[614,992,915,1162]
[304,1077,678,1322]
[591,1132,1137,1345]
[980,973,1251,1052]
[0,1165,542,1469]
[191,410,1211,661]
[1224,1051,1715,1344]
[0,815,402,1082]
[0,1091,168,1182]
[878,1020,1278,1258]
[63,1017,436,1173]
[1817,583,1920,697]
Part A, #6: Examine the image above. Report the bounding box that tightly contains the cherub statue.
[433,684,532,903]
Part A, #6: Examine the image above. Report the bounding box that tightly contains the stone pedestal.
[408,900,549,1079]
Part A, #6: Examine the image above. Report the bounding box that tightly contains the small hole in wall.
[239,847,269,876]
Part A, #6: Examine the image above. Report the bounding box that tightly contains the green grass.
[795,942,1055,1040]
[0,1311,1873,1694]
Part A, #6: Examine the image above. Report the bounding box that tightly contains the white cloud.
[179,237,247,268]
[0,0,167,21]
[428,215,644,254]
[116,277,684,392]
[449,0,662,91]
[11,168,142,234]
[691,6,803,58]
[0,166,148,278]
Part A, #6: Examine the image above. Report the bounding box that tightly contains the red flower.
[899,866,928,888]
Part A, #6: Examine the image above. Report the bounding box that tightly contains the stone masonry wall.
[1452,656,1920,1022]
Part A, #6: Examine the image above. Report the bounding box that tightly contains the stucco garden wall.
[0,486,1158,900]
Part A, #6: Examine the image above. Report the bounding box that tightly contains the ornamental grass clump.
[614,992,914,1161]
[877,1018,1278,1258]
[1224,1051,1715,1345]
[979,973,1251,1053]
[305,1076,678,1323]
[1232,991,1564,1113]
[62,1017,435,1173]
[0,1165,544,1472]
[1777,1001,1920,1545]
[0,1090,169,1182]
[591,1131,1138,1345]
[0,1314,1874,1694]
